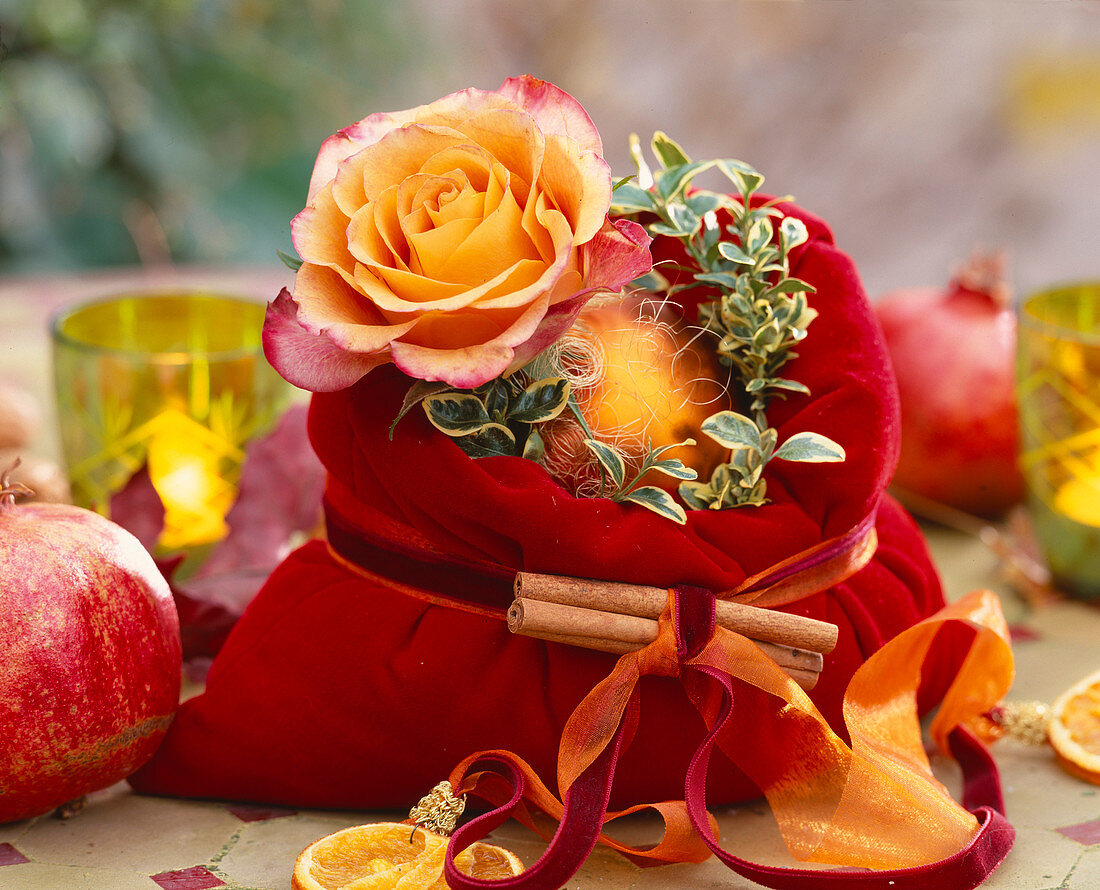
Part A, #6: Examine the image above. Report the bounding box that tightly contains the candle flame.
[145,410,236,549]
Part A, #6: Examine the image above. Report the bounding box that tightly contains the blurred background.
[0,0,1097,298]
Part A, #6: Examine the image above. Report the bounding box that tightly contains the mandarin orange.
[1048,669,1100,786]
[292,822,523,890]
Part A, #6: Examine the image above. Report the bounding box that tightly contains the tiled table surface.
[2,269,1100,889]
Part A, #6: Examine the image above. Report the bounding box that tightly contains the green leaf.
[686,192,725,217]
[611,181,655,214]
[277,249,303,271]
[633,269,670,292]
[522,426,545,462]
[716,160,764,195]
[647,458,698,481]
[766,378,812,395]
[678,481,713,511]
[759,427,778,460]
[780,216,809,250]
[629,132,653,188]
[694,271,742,290]
[583,438,627,490]
[622,486,687,525]
[665,202,699,236]
[746,216,774,255]
[508,377,570,424]
[648,222,689,238]
[654,160,716,202]
[455,423,518,459]
[773,431,846,463]
[652,131,691,168]
[767,277,817,296]
[483,378,510,420]
[423,393,492,436]
[390,379,452,439]
[701,411,762,450]
[647,438,696,461]
[717,242,755,266]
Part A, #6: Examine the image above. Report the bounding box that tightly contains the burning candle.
[1053,466,1100,529]
[1018,282,1100,598]
[51,292,290,553]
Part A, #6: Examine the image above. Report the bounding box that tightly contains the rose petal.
[263,289,388,392]
[417,142,494,192]
[291,186,356,274]
[581,217,653,290]
[435,178,538,286]
[495,75,603,157]
[390,339,515,388]
[307,109,420,202]
[360,125,479,203]
[455,107,543,205]
[539,133,612,245]
[348,184,412,272]
[390,295,550,387]
[506,287,593,372]
[357,254,557,315]
[293,264,418,352]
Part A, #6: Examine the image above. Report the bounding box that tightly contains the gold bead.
[992,701,1051,746]
[408,781,466,837]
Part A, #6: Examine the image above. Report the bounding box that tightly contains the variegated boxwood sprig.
[611,132,845,508]
[390,374,570,461]
[679,411,844,510]
[583,438,697,525]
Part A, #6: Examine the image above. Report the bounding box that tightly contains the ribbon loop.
[446,590,1014,888]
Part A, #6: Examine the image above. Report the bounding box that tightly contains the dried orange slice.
[1048,668,1100,785]
[292,822,523,890]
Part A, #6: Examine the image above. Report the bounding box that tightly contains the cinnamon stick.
[514,572,838,654]
[507,598,822,690]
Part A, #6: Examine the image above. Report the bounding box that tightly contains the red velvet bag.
[131,202,948,811]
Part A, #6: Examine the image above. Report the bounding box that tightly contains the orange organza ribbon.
[547,587,1013,870]
[450,748,717,866]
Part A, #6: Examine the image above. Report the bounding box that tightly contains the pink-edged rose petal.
[496,75,603,156]
[262,289,388,392]
[582,217,653,287]
[307,110,419,203]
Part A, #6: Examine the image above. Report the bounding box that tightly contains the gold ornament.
[992,700,1051,746]
[408,781,466,837]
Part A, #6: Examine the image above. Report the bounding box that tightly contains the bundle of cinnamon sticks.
[507,573,838,691]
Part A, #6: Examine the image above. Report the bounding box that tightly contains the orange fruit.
[292,822,524,890]
[1048,668,1100,785]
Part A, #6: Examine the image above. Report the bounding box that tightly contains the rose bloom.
[264,75,652,391]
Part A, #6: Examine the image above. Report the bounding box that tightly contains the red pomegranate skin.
[877,284,1023,518]
[0,498,181,822]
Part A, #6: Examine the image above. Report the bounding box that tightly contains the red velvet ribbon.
[444,586,1014,890]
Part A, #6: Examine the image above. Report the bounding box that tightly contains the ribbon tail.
[680,589,1013,872]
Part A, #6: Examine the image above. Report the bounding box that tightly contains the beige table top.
[2,268,1099,890]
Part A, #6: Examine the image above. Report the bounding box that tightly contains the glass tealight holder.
[1017,282,1100,599]
[51,291,291,556]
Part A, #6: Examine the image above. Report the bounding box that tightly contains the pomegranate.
[875,252,1023,518]
[0,460,181,822]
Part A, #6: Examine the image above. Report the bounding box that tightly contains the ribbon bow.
[445,587,1015,889]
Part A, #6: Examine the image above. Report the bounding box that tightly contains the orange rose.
[264,75,652,390]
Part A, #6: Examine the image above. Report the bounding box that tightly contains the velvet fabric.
[131,201,949,811]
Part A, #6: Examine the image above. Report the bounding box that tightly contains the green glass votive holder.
[1017,282,1100,599]
[51,291,290,554]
